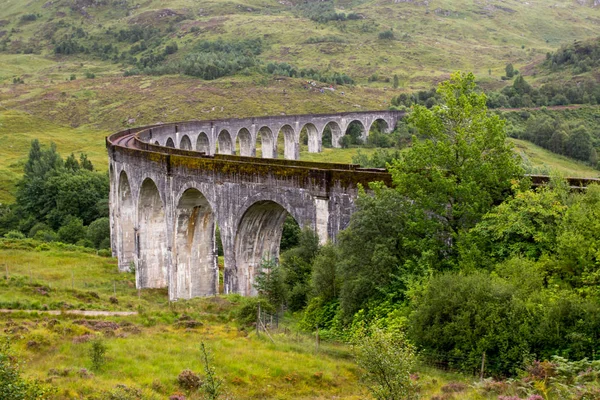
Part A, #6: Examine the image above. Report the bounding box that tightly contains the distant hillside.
[1,0,600,87]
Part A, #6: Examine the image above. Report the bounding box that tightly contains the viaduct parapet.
[107,110,402,300]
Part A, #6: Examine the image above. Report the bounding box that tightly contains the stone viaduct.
[107,110,403,301]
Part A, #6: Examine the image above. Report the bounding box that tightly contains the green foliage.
[409,270,532,376]
[545,36,600,74]
[505,63,514,78]
[200,342,222,400]
[294,1,349,23]
[57,216,87,244]
[253,258,286,309]
[378,30,394,40]
[336,184,419,320]
[352,149,401,168]
[16,141,107,226]
[392,71,523,240]
[461,182,568,269]
[279,215,300,251]
[352,328,417,400]
[310,244,341,304]
[125,38,263,80]
[233,296,275,327]
[4,230,25,239]
[89,338,107,371]
[86,217,110,249]
[281,228,320,311]
[0,338,54,399]
[266,62,354,85]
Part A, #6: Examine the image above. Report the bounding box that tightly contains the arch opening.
[236,128,253,157]
[217,129,234,155]
[154,141,160,146]
[174,188,217,299]
[138,178,167,289]
[367,118,392,147]
[165,137,175,148]
[340,120,365,148]
[258,127,275,159]
[118,171,136,272]
[234,201,297,296]
[323,121,342,148]
[180,135,192,150]
[196,132,210,154]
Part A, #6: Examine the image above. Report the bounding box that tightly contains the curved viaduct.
[108,110,403,301]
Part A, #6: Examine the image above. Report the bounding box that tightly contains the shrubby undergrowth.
[251,73,600,380]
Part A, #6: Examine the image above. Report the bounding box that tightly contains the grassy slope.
[0,241,512,399]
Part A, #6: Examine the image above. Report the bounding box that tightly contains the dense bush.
[266,62,354,85]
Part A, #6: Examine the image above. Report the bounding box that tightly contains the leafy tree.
[461,182,568,270]
[353,328,417,400]
[282,228,320,311]
[86,217,110,249]
[336,184,421,319]
[409,270,532,376]
[310,244,341,303]
[505,63,515,78]
[279,215,300,251]
[58,216,87,244]
[565,125,593,162]
[254,258,286,308]
[556,184,600,289]
[390,71,523,249]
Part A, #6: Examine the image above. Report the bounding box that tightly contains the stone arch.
[165,137,175,148]
[368,118,390,135]
[344,120,367,144]
[137,178,167,289]
[237,128,253,157]
[196,132,210,154]
[323,121,342,148]
[278,124,297,160]
[180,135,192,150]
[154,141,160,146]
[173,188,217,299]
[257,126,275,159]
[118,171,136,272]
[234,200,300,296]
[217,129,234,155]
[303,123,320,153]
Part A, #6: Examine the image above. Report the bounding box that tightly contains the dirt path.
[0,309,137,316]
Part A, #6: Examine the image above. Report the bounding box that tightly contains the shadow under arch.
[217,129,234,155]
[368,118,390,135]
[118,170,136,272]
[137,178,167,289]
[196,132,210,154]
[173,188,217,299]
[233,200,302,296]
[165,137,175,148]
[323,121,342,148]
[344,120,366,145]
[180,135,192,150]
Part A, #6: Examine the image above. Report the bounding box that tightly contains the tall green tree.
[390,71,523,254]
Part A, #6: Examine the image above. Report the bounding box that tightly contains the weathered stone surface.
[108,111,403,300]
